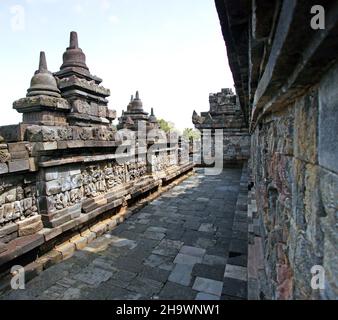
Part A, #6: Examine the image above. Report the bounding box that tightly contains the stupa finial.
[69,31,79,49]
[38,51,48,73]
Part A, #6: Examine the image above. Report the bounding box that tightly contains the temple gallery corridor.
[2,167,249,300]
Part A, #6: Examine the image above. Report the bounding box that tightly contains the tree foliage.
[158,118,175,133]
[183,128,201,142]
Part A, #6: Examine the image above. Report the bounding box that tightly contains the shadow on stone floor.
[1,167,249,301]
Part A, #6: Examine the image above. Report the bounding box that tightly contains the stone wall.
[193,88,250,165]
[215,0,338,299]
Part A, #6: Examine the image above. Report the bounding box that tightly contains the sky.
[0,0,234,131]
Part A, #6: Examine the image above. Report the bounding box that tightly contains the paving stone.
[195,292,220,300]
[146,226,167,233]
[152,239,183,257]
[165,228,185,240]
[142,231,166,241]
[198,223,216,233]
[192,277,223,296]
[181,230,202,245]
[232,222,248,232]
[230,239,248,255]
[206,246,228,258]
[125,224,148,234]
[196,197,209,202]
[108,235,137,249]
[124,247,152,261]
[137,218,151,225]
[224,264,247,281]
[173,253,202,265]
[227,253,247,267]
[168,264,193,286]
[222,277,247,299]
[220,294,245,301]
[83,284,130,300]
[137,212,152,219]
[202,254,227,266]
[192,263,225,281]
[114,257,145,273]
[91,257,118,271]
[111,269,137,282]
[179,245,206,258]
[73,266,113,286]
[159,282,198,300]
[136,238,160,250]
[117,231,141,241]
[62,287,82,300]
[56,277,77,289]
[139,266,170,283]
[194,237,216,249]
[183,220,201,230]
[127,277,163,296]
[144,254,174,271]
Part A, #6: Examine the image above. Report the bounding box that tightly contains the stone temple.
[0,32,193,274]
[193,88,250,165]
[0,0,337,301]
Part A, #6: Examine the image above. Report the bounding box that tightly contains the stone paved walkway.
[2,168,248,300]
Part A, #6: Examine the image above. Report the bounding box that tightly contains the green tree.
[183,128,201,142]
[158,118,175,133]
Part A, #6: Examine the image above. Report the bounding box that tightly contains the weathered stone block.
[69,234,88,250]
[8,142,28,153]
[17,215,43,237]
[0,223,18,238]
[37,249,62,269]
[9,151,29,160]
[319,168,338,299]
[45,180,62,195]
[0,163,8,174]
[318,62,338,174]
[44,168,58,181]
[90,222,108,237]
[55,242,76,260]
[0,124,27,142]
[41,226,62,242]
[294,91,318,164]
[81,229,96,243]
[8,159,29,172]
[28,157,38,172]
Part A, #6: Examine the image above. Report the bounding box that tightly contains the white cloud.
[74,3,84,15]
[10,5,25,32]
[100,0,111,11]
[25,0,59,4]
[108,15,119,24]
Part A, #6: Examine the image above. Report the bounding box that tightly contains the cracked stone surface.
[2,168,248,300]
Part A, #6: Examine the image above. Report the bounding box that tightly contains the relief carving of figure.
[0,150,11,163]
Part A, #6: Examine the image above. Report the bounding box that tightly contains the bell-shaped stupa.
[27,51,61,98]
[13,52,70,126]
[55,31,116,126]
[60,31,89,72]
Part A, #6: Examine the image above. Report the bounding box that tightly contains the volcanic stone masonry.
[214,0,338,299]
[0,32,193,271]
[192,88,250,165]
